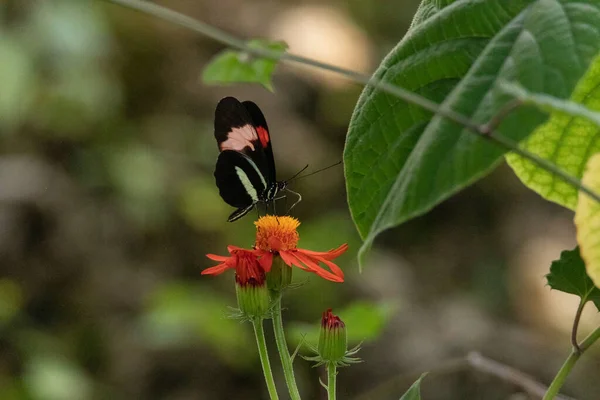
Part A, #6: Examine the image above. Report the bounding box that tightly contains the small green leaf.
[546,247,600,310]
[399,373,427,400]
[201,40,287,92]
[506,53,600,210]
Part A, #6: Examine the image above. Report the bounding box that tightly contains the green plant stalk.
[570,299,585,351]
[104,0,600,205]
[252,319,280,400]
[272,296,301,400]
[543,325,600,400]
[327,362,337,400]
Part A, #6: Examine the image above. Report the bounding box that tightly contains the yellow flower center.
[254,215,300,252]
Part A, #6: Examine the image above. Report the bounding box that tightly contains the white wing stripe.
[235,166,259,202]
[244,156,267,189]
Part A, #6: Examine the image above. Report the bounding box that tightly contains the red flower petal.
[258,251,273,272]
[279,250,311,271]
[315,257,345,280]
[296,243,348,260]
[227,245,245,253]
[293,251,344,282]
[206,253,230,262]
[201,262,232,275]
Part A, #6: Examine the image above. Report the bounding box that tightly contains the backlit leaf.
[575,153,600,288]
[506,53,600,210]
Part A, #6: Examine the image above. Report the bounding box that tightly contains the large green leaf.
[506,53,600,210]
[409,0,455,28]
[344,0,600,265]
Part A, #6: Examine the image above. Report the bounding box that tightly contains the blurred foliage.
[0,279,22,325]
[140,282,255,368]
[24,354,92,400]
[288,300,396,347]
[202,40,288,92]
[0,1,120,135]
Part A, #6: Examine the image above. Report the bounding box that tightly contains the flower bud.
[234,251,270,319]
[266,254,292,292]
[318,309,347,363]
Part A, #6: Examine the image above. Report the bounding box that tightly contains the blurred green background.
[1,1,599,399]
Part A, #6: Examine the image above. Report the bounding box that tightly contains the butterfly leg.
[284,188,302,214]
[270,194,289,217]
[228,204,255,222]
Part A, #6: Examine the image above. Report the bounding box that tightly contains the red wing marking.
[256,126,270,148]
[220,125,257,151]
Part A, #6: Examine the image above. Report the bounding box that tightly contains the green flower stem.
[543,325,600,400]
[272,296,301,400]
[105,0,600,204]
[252,319,279,400]
[327,362,337,400]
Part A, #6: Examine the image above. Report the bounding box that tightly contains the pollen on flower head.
[254,215,300,252]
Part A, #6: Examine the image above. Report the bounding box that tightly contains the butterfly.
[213,96,302,222]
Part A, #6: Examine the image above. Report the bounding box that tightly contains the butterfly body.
[213,97,289,222]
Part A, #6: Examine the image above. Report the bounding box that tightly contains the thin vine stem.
[104,0,600,204]
[543,325,600,400]
[570,299,585,353]
[272,296,302,400]
[252,319,280,400]
[327,362,337,400]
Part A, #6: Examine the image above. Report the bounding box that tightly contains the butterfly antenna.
[285,164,310,182]
[287,161,342,183]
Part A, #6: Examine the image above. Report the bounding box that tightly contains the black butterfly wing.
[214,97,273,183]
[214,150,267,208]
[242,100,276,184]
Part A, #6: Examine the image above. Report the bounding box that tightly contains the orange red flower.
[202,216,347,283]
[254,216,346,283]
[203,246,268,286]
